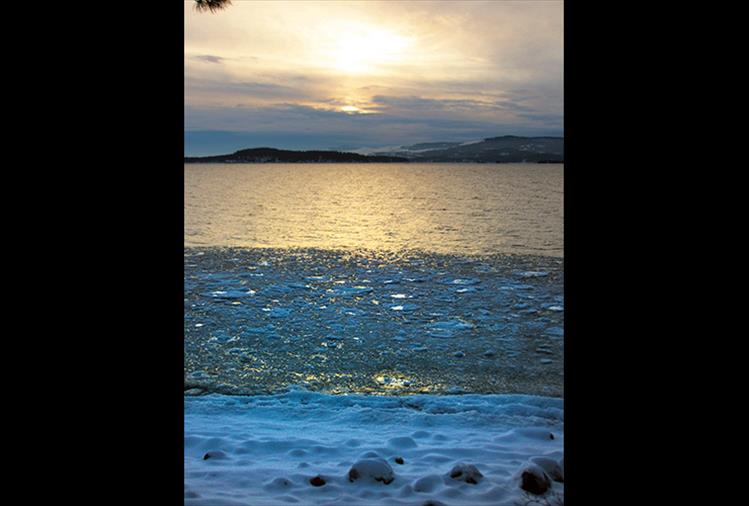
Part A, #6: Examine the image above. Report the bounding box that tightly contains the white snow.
[459,139,483,146]
[185,390,564,505]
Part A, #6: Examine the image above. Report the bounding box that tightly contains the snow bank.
[185,390,564,505]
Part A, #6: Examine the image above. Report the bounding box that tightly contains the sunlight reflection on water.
[185,163,563,257]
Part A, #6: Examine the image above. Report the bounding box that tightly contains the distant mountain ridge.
[185,147,408,163]
[374,135,563,163]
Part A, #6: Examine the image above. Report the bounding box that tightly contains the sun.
[327,24,412,74]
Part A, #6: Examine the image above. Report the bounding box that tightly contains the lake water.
[185,163,563,256]
[184,163,564,397]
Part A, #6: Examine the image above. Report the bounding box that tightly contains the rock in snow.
[448,463,484,484]
[530,456,564,483]
[309,475,326,487]
[348,458,395,484]
[520,463,551,495]
[185,392,565,505]
[202,450,227,460]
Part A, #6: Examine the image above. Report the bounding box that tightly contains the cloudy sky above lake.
[185,0,563,155]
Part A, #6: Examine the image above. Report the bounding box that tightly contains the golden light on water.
[371,372,447,394]
[185,164,564,256]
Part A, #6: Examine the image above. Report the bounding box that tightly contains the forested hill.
[185,147,409,163]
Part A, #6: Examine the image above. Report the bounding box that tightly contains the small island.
[185,147,409,164]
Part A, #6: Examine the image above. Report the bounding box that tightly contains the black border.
[56,1,186,503]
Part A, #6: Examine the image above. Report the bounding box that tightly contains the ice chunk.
[456,287,477,293]
[329,286,373,296]
[443,277,480,285]
[428,319,475,337]
[518,271,549,278]
[206,289,256,299]
[545,326,564,336]
[269,307,291,318]
[390,303,418,312]
[287,282,312,290]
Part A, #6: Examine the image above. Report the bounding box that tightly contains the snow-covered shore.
[185,390,564,505]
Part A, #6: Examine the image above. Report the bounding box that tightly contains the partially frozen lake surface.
[185,247,563,397]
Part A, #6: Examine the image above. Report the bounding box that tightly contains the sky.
[185,0,563,156]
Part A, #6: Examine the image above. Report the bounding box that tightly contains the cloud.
[184,0,563,152]
[185,100,562,156]
[370,95,507,114]
[190,54,224,64]
[186,78,314,107]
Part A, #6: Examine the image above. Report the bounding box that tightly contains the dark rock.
[520,464,551,495]
[531,456,564,483]
[448,463,484,484]
[309,476,326,487]
[270,477,291,487]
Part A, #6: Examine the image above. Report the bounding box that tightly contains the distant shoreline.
[185,147,409,164]
[185,136,564,164]
[184,160,564,164]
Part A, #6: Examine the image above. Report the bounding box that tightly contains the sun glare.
[328,25,411,74]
